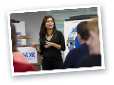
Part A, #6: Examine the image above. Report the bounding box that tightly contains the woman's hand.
[44,41,61,49]
[44,41,54,48]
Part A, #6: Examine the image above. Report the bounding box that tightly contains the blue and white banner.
[17,47,38,63]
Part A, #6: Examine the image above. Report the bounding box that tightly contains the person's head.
[11,23,17,52]
[77,21,90,43]
[40,15,56,37]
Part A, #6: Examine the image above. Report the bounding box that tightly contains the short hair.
[77,21,90,40]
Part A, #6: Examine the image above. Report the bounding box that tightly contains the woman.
[11,23,38,72]
[39,16,65,70]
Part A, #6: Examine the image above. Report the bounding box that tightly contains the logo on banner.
[17,47,38,63]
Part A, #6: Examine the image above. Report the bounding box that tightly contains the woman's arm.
[58,31,66,51]
[39,38,45,55]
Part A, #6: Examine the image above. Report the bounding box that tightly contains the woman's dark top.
[40,30,65,70]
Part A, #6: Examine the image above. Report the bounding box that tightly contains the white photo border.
[7,5,105,77]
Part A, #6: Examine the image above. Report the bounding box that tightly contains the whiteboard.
[14,21,26,46]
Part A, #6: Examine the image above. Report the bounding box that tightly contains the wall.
[11,11,47,44]
[10,7,97,45]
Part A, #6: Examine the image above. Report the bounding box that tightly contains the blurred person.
[81,19,101,67]
[39,15,65,70]
[64,20,101,68]
[64,21,90,68]
[11,22,38,72]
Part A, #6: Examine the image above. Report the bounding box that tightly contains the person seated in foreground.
[64,20,101,68]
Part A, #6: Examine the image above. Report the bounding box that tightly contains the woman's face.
[45,18,54,30]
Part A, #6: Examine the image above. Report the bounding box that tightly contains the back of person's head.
[77,21,90,41]
[11,23,17,52]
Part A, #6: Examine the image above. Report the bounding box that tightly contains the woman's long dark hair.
[11,23,17,52]
[39,15,57,39]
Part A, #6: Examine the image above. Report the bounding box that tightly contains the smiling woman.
[39,15,66,70]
